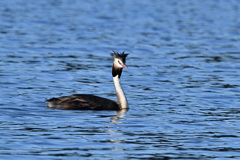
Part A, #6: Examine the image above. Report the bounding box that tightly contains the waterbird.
[46,51,129,110]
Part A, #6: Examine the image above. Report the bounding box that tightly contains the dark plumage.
[46,94,119,110]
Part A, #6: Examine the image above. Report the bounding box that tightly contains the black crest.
[110,51,128,64]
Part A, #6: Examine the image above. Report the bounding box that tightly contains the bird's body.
[47,94,119,110]
[46,51,129,110]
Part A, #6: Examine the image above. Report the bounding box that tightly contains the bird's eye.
[118,60,122,65]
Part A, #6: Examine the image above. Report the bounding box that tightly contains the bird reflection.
[105,109,128,148]
[110,109,128,124]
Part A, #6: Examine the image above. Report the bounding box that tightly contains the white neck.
[113,76,128,109]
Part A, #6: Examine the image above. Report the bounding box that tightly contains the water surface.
[0,0,240,159]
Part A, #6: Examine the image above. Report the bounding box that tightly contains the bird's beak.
[121,63,128,69]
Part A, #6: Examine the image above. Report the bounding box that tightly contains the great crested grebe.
[46,51,129,110]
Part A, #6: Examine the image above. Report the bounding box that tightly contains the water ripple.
[1,0,240,159]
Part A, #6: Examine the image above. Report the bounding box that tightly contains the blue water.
[1,0,240,159]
